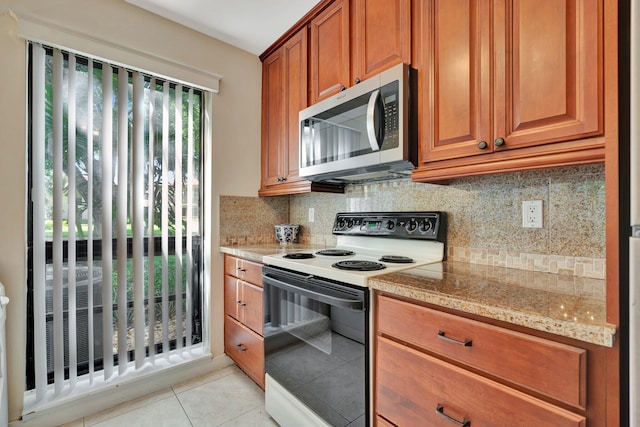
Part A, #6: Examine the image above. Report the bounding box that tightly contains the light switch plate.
[308,207,315,222]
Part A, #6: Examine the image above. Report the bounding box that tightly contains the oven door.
[262,266,369,427]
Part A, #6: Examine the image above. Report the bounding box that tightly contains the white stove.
[262,212,446,427]
[263,212,446,287]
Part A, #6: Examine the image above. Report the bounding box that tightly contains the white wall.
[0,0,262,422]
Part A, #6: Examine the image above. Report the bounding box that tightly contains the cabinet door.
[283,28,308,183]
[241,281,264,335]
[415,0,492,164]
[352,0,411,83]
[261,49,285,188]
[493,0,602,150]
[223,275,241,320]
[225,315,265,388]
[310,0,351,103]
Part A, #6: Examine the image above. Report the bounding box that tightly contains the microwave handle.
[366,89,384,151]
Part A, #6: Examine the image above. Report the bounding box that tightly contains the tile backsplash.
[220,164,605,279]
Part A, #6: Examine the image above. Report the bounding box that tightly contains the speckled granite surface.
[218,246,615,347]
[369,261,616,347]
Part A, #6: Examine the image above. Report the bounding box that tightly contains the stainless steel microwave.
[299,63,416,183]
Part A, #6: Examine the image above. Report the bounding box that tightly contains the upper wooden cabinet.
[310,0,411,104]
[351,0,412,84]
[310,0,351,103]
[412,0,604,181]
[259,28,311,196]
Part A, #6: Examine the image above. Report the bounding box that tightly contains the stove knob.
[346,218,354,229]
[336,218,347,229]
[419,219,433,233]
[386,220,396,231]
[405,218,418,233]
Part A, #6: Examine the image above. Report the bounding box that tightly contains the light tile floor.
[59,365,279,427]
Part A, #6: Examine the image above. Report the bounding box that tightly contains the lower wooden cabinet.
[374,294,593,426]
[224,315,265,388]
[223,254,265,388]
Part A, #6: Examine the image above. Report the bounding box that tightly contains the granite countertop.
[369,261,616,347]
[219,245,616,347]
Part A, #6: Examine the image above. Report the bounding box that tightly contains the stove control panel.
[332,212,446,242]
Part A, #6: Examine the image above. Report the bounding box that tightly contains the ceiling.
[125,0,322,56]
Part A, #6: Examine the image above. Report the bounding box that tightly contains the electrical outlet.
[522,200,543,228]
[308,207,315,223]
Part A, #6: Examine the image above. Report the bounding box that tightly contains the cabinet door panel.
[241,281,264,335]
[352,0,411,82]
[310,0,350,103]
[261,52,284,187]
[494,0,602,149]
[283,29,308,182]
[376,336,586,427]
[223,275,240,320]
[417,0,491,163]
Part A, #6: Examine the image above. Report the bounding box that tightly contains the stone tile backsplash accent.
[220,164,606,279]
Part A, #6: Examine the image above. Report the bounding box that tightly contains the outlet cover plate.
[522,200,543,228]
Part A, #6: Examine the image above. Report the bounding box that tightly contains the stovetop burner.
[317,249,356,256]
[332,260,387,271]
[379,255,415,264]
[283,253,315,260]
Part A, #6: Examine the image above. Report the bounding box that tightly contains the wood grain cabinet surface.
[374,294,597,426]
[411,0,605,182]
[259,28,310,196]
[223,255,265,388]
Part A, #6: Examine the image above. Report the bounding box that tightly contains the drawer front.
[377,295,586,408]
[376,415,397,427]
[224,255,263,285]
[376,336,585,427]
[224,315,265,388]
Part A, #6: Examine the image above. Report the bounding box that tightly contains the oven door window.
[264,278,367,427]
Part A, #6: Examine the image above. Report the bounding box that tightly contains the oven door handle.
[262,273,364,311]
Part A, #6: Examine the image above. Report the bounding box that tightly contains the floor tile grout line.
[171,387,195,427]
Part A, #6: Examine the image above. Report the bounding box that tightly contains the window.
[26,44,205,404]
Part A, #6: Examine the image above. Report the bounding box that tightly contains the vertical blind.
[26,43,205,411]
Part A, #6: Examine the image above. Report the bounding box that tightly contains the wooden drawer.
[224,275,264,335]
[376,336,585,427]
[224,254,263,285]
[224,315,265,388]
[376,295,586,408]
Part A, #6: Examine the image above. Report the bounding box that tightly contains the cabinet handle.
[477,141,488,150]
[237,267,246,272]
[236,300,246,307]
[494,137,505,147]
[355,77,361,84]
[340,85,346,91]
[236,343,247,352]
[437,330,472,347]
[436,404,471,427]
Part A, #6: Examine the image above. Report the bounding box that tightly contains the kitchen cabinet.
[411,0,605,182]
[259,28,310,196]
[374,294,607,426]
[223,255,264,388]
[310,0,350,104]
[351,0,411,84]
[310,0,411,104]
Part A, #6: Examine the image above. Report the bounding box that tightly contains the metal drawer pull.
[236,343,247,352]
[437,330,472,347]
[436,404,471,427]
[236,300,246,307]
[237,267,246,272]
